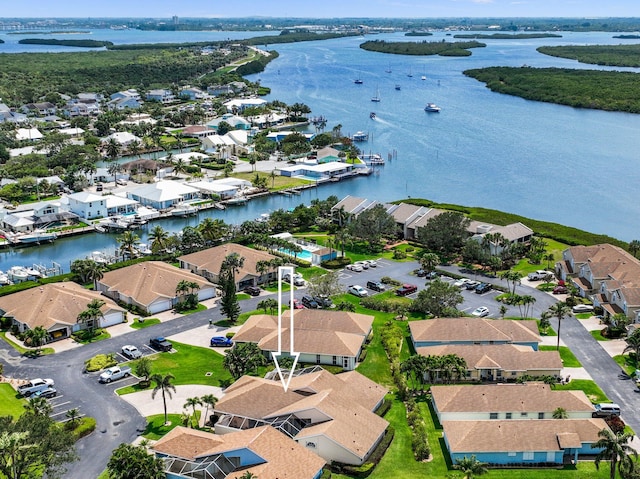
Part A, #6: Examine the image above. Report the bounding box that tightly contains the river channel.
[1,29,639,272]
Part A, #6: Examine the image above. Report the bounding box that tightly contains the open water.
[0,29,639,272]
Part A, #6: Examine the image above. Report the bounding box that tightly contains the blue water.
[278,247,313,261]
[1,30,639,272]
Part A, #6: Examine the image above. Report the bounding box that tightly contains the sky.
[3,0,640,19]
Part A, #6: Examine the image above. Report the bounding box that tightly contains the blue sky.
[3,0,640,19]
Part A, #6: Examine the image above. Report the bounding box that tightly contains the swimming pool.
[278,247,313,261]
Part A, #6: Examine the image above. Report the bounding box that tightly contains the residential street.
[2,261,640,477]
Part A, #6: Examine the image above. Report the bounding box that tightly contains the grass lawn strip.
[129,318,161,330]
[540,345,581,367]
[0,331,55,355]
[0,383,26,418]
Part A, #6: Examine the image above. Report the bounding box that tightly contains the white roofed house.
[187,177,251,200]
[67,191,107,220]
[102,131,142,148]
[223,97,267,113]
[15,127,44,141]
[104,195,139,217]
[126,180,200,211]
[145,89,175,104]
[206,114,251,132]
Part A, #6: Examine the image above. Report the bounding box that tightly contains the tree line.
[538,43,640,68]
[360,39,486,57]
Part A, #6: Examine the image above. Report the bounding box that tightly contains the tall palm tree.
[624,328,640,369]
[86,260,106,286]
[592,428,637,479]
[200,394,218,427]
[24,396,52,416]
[183,397,202,428]
[23,326,47,352]
[517,294,536,319]
[107,161,122,186]
[117,230,140,259]
[453,455,489,479]
[151,373,176,426]
[148,225,169,254]
[548,302,571,351]
[77,299,105,334]
[105,138,121,161]
[221,252,245,284]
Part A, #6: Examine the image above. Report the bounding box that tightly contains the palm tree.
[200,394,218,427]
[0,431,35,479]
[128,140,142,158]
[23,326,47,352]
[235,472,257,479]
[86,260,106,285]
[624,328,640,369]
[117,230,140,259]
[548,302,571,351]
[77,299,105,334]
[183,397,202,428]
[629,240,640,258]
[107,161,122,186]
[453,455,489,479]
[66,407,81,427]
[552,407,568,419]
[545,253,556,270]
[517,294,536,319]
[105,137,121,161]
[24,396,52,416]
[499,305,508,319]
[151,373,176,426]
[148,225,169,254]
[221,252,245,284]
[420,252,440,273]
[539,311,553,335]
[592,428,637,479]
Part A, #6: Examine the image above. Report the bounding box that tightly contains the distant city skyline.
[3,0,640,19]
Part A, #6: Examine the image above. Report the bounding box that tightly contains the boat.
[395,84,401,91]
[407,67,413,78]
[385,62,392,73]
[8,266,29,282]
[0,271,10,285]
[134,243,153,256]
[421,75,427,81]
[354,78,363,84]
[360,153,385,165]
[424,103,441,113]
[213,202,226,210]
[171,203,198,217]
[352,131,369,142]
[88,251,110,264]
[371,86,381,102]
[15,230,57,244]
[226,196,247,205]
[370,112,376,120]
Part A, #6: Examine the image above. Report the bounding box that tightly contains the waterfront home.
[188,177,250,200]
[213,368,388,466]
[101,131,142,148]
[91,167,130,185]
[95,261,215,315]
[67,191,107,220]
[178,243,277,289]
[266,131,315,143]
[278,161,354,181]
[158,152,210,165]
[416,343,562,382]
[431,383,595,423]
[233,309,374,371]
[126,180,200,211]
[2,201,78,233]
[200,133,237,158]
[443,418,608,466]
[468,221,534,254]
[180,125,216,139]
[152,425,325,479]
[206,114,251,132]
[145,89,175,104]
[207,84,234,96]
[0,282,125,343]
[120,158,171,178]
[223,98,267,113]
[247,112,287,129]
[409,318,541,350]
[104,195,139,217]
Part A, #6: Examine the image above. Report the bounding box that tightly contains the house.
[20,102,57,116]
[443,418,609,466]
[233,309,374,371]
[95,261,216,315]
[469,221,534,254]
[2,201,78,233]
[0,282,125,342]
[416,344,562,382]
[266,130,315,143]
[206,114,251,132]
[180,125,216,139]
[152,425,325,479]
[179,86,206,100]
[278,161,355,181]
[126,181,200,211]
[207,84,234,96]
[15,127,44,141]
[110,89,141,101]
[178,243,277,289]
[200,133,237,158]
[213,368,389,466]
[247,112,287,129]
[223,98,267,113]
[187,178,250,200]
[107,96,142,110]
[430,383,594,422]
[146,89,175,104]
[120,158,172,178]
[0,103,27,123]
[66,191,107,220]
[104,195,139,217]
[102,131,142,148]
[409,318,541,350]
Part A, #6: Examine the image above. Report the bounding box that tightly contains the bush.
[381,276,402,286]
[71,417,96,440]
[375,399,392,418]
[358,348,368,363]
[84,353,117,372]
[322,257,351,269]
[392,249,407,260]
[225,332,235,339]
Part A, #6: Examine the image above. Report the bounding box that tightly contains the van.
[592,403,620,418]
[367,280,386,292]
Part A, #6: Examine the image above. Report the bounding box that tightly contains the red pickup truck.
[396,284,418,296]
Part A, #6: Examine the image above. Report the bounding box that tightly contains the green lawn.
[555,379,609,404]
[129,318,161,330]
[116,341,232,395]
[590,329,609,341]
[0,331,55,356]
[575,313,593,320]
[0,383,26,418]
[613,354,638,377]
[540,345,581,367]
[142,414,184,440]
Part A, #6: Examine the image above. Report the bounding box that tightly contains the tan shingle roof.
[233,309,374,357]
[178,243,276,279]
[97,261,212,307]
[215,370,388,460]
[409,318,540,344]
[152,425,325,479]
[417,344,562,372]
[0,282,124,331]
[443,419,608,453]
[431,383,594,414]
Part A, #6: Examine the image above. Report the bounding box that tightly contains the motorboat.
[8,266,29,282]
[15,230,57,244]
[371,86,381,102]
[354,78,363,84]
[88,251,110,264]
[171,203,198,217]
[370,112,376,120]
[424,103,441,112]
[226,196,247,205]
[352,131,369,142]
[0,271,10,285]
[134,243,153,256]
[395,84,401,91]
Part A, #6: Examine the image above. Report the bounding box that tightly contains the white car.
[354,261,370,270]
[121,345,142,359]
[348,285,368,297]
[454,278,471,287]
[572,304,594,314]
[346,264,363,272]
[364,260,378,268]
[471,306,490,317]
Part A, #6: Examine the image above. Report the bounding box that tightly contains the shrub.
[225,332,235,339]
[358,348,368,362]
[71,417,97,440]
[393,249,407,260]
[605,415,625,434]
[321,257,351,269]
[405,246,414,253]
[375,399,392,417]
[84,353,117,372]
[381,276,402,286]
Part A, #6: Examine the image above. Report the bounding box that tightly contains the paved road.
[4,261,640,477]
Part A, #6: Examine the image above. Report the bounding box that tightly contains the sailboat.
[407,66,413,78]
[421,66,427,80]
[371,86,381,102]
[385,62,392,73]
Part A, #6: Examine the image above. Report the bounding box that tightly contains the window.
[316,355,321,364]
[508,452,516,457]
[520,412,528,417]
[523,452,534,461]
[506,413,512,419]
[511,371,517,376]
[332,356,337,365]
[489,413,498,420]
[538,412,545,419]
[497,370,503,377]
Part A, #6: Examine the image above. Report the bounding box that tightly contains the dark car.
[210,336,233,347]
[366,280,386,292]
[244,286,261,296]
[414,269,427,277]
[301,295,319,309]
[553,285,568,294]
[396,284,418,296]
[475,283,492,294]
[150,337,172,352]
[314,295,334,309]
[425,271,438,280]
